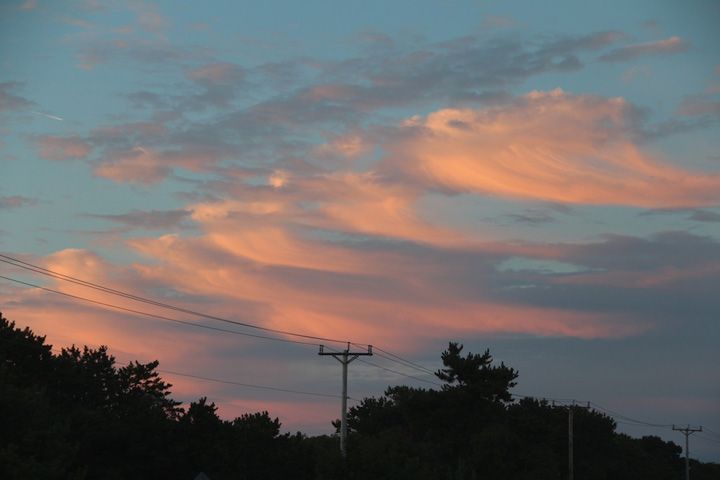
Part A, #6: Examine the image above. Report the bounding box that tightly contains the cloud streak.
[598,36,688,63]
[35,135,93,160]
[379,89,720,208]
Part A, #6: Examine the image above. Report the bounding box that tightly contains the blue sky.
[1,0,719,462]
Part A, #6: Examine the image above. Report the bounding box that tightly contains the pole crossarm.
[318,343,373,357]
[318,343,373,457]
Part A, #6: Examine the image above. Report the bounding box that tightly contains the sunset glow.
[1,0,719,463]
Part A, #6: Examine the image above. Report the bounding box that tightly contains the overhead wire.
[0,254,356,347]
[0,273,440,386]
[0,260,442,393]
[156,369,342,399]
[0,335,342,400]
[589,402,675,428]
[2,253,718,444]
[0,274,321,347]
[696,433,720,444]
[367,345,437,376]
[356,358,443,387]
[0,253,450,379]
[2,321,718,449]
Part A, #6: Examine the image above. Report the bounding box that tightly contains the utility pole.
[319,343,373,457]
[673,425,702,480]
[555,400,589,480]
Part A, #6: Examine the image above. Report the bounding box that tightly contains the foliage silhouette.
[2,315,719,479]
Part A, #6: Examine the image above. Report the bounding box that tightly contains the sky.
[1,0,720,462]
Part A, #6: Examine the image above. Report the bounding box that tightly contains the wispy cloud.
[598,36,688,63]
[378,89,720,208]
[0,195,38,209]
[83,208,193,230]
[18,0,39,11]
[34,135,93,160]
[0,81,35,114]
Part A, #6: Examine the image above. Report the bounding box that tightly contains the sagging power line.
[2,254,716,461]
[0,254,358,347]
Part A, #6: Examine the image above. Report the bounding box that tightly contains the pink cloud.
[554,262,720,289]
[35,135,93,160]
[314,130,373,160]
[621,65,650,83]
[18,0,38,10]
[309,174,461,244]
[599,36,688,62]
[91,121,166,138]
[479,14,519,29]
[380,89,720,208]
[119,199,646,345]
[93,146,170,184]
[305,84,358,102]
[189,63,242,83]
[2,248,249,349]
[0,195,37,209]
[93,144,223,184]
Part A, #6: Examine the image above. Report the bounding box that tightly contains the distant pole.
[673,425,702,480]
[319,343,373,457]
[563,401,589,480]
[569,406,574,480]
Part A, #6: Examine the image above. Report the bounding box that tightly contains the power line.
[0,269,443,398]
[1,275,445,387]
[0,274,321,347]
[511,392,578,404]
[696,433,720,444]
[157,369,342,399]
[0,335,341,400]
[590,402,674,428]
[2,257,717,446]
[2,325,718,452]
[368,345,437,376]
[357,358,443,387]
[0,254,453,382]
[511,394,682,432]
[0,254,357,347]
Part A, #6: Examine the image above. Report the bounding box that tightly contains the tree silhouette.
[3,313,719,480]
[436,342,518,402]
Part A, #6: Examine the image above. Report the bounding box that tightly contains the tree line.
[1,312,718,479]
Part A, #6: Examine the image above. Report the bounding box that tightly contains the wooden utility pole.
[555,401,589,480]
[569,405,574,480]
[673,425,702,480]
[319,343,372,457]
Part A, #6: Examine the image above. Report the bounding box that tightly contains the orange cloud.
[120,199,645,346]
[314,131,373,159]
[93,146,170,184]
[307,172,462,244]
[93,145,221,184]
[382,89,720,208]
[35,135,93,160]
